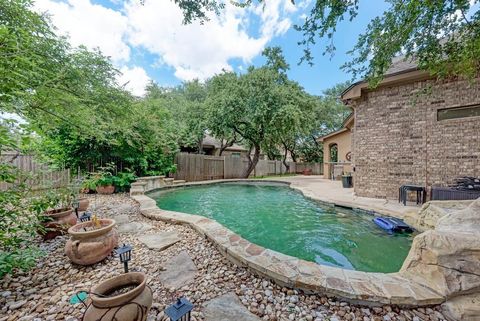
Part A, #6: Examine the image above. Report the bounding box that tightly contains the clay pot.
[41,207,77,240]
[78,197,89,212]
[65,219,118,265]
[84,272,152,321]
[96,185,115,194]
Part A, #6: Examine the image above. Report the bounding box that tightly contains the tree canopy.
[170,0,480,85]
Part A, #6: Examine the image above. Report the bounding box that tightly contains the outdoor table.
[399,184,426,206]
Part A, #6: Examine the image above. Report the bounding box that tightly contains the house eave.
[341,68,432,103]
[317,128,349,142]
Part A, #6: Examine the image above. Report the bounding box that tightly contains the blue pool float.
[373,217,413,233]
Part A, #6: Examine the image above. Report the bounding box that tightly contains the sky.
[32,0,391,96]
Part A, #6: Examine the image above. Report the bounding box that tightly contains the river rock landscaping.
[0,194,448,321]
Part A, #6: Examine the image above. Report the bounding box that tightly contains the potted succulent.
[40,188,77,240]
[83,272,152,321]
[65,215,118,265]
[341,172,353,188]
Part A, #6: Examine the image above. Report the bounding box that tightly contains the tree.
[207,48,316,177]
[297,82,352,163]
[170,0,480,85]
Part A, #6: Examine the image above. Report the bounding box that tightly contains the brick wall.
[352,77,480,199]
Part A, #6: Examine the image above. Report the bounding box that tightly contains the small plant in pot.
[80,174,98,194]
[65,215,118,265]
[95,173,116,195]
[82,272,152,321]
[39,188,77,240]
[70,178,89,212]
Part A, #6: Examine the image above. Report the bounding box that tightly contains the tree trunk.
[282,143,290,172]
[242,144,260,178]
[219,138,234,156]
[290,151,297,163]
[197,137,203,154]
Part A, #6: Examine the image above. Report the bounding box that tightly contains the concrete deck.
[266,176,419,219]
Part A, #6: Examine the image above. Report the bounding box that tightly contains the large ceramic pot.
[65,219,118,265]
[96,185,115,194]
[83,272,152,321]
[78,197,89,212]
[41,207,77,240]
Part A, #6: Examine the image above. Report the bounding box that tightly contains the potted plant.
[341,172,353,188]
[65,216,118,265]
[95,172,116,194]
[80,174,98,194]
[71,178,89,212]
[82,272,152,321]
[40,188,77,240]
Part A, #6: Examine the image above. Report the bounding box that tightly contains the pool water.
[151,182,413,272]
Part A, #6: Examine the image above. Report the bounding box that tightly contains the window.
[437,104,480,121]
[231,152,241,158]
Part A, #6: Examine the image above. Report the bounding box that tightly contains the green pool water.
[150,182,413,272]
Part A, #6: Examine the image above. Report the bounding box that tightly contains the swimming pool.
[150,182,413,272]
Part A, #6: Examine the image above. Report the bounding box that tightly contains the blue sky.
[34,0,390,96]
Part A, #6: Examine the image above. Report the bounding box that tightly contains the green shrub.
[113,171,136,192]
[0,167,52,277]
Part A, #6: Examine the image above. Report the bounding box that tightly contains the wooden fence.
[174,153,323,182]
[0,152,71,191]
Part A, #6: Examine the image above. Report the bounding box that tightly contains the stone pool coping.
[131,179,444,307]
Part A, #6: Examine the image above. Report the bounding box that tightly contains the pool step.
[173,180,186,185]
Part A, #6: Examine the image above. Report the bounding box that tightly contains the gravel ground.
[0,194,447,321]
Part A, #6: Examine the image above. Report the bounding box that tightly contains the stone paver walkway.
[137,231,180,251]
[203,293,261,321]
[159,251,198,290]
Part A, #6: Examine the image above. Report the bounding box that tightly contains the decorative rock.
[137,231,180,251]
[441,293,480,321]
[401,198,480,298]
[204,293,261,321]
[9,300,27,310]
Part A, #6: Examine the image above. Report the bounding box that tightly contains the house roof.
[317,128,350,142]
[341,56,430,101]
[317,113,354,142]
[202,134,247,151]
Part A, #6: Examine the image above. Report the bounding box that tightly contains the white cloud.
[117,66,151,96]
[34,0,300,85]
[124,0,295,80]
[34,0,130,63]
[254,0,296,39]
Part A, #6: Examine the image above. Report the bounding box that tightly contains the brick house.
[341,58,480,199]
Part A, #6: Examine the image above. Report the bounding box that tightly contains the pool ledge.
[131,192,445,307]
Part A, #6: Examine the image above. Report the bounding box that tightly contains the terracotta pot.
[96,185,115,194]
[65,219,118,265]
[83,272,152,321]
[41,207,77,240]
[78,197,89,212]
